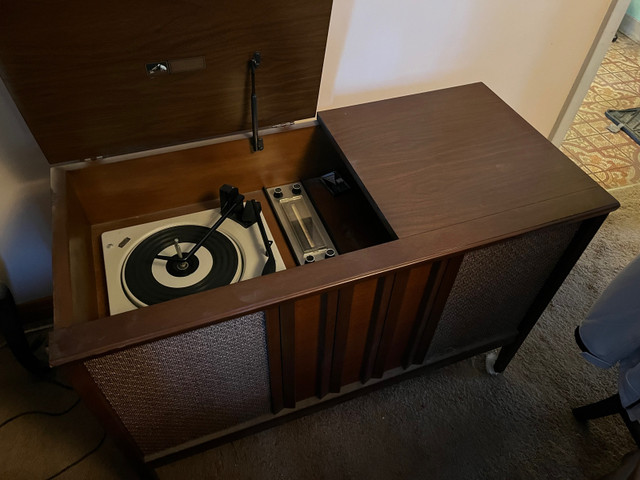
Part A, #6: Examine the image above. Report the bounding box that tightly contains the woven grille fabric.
[85,312,271,455]
[426,222,580,362]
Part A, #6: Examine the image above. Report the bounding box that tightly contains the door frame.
[550,0,632,146]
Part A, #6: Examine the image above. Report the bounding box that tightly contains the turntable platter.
[122,225,242,307]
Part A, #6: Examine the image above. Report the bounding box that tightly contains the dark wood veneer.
[340,278,378,386]
[411,257,464,365]
[328,285,354,393]
[265,307,284,413]
[318,291,339,398]
[279,302,296,409]
[361,275,395,383]
[318,83,606,239]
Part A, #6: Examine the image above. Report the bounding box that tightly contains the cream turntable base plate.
[101,187,286,315]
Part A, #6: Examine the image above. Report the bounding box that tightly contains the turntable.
[101,185,287,315]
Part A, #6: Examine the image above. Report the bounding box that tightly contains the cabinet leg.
[572,393,640,448]
[492,344,518,373]
[572,394,621,421]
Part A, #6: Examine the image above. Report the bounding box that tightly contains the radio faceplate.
[265,182,338,265]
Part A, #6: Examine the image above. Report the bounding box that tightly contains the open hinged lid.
[0,0,333,164]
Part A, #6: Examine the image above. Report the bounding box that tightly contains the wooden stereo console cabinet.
[0,1,618,475]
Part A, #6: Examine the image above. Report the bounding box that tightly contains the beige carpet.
[1,183,640,479]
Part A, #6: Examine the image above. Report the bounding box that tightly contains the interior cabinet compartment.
[302,175,396,254]
[52,125,394,328]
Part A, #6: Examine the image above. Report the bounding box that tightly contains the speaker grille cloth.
[85,312,271,455]
[426,222,580,361]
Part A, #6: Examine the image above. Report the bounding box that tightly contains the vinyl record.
[122,225,241,307]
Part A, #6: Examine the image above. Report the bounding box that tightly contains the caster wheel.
[485,350,499,375]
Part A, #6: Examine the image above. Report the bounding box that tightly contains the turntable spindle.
[173,238,189,271]
[173,238,184,259]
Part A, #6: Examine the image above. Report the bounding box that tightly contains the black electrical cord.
[44,430,107,480]
[0,391,107,479]
[0,396,81,429]
[43,377,74,391]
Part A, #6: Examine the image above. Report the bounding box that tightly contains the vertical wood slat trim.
[360,274,395,384]
[280,302,297,409]
[494,216,606,372]
[412,255,464,365]
[329,286,355,393]
[265,307,284,414]
[317,291,339,398]
[373,269,412,378]
[402,261,444,369]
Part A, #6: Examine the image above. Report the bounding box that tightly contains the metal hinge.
[271,122,296,129]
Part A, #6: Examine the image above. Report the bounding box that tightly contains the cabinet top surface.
[318,83,618,239]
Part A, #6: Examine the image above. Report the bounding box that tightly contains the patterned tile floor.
[561,33,640,190]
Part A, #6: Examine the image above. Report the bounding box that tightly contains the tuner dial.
[273,187,283,198]
[292,183,302,195]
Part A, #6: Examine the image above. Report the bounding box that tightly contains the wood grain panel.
[328,286,354,393]
[279,302,296,408]
[293,295,322,402]
[371,271,408,378]
[265,307,284,413]
[61,178,99,326]
[361,274,395,382]
[339,278,380,386]
[411,257,464,365]
[0,0,333,163]
[317,291,338,398]
[51,170,75,327]
[318,83,606,239]
[372,264,432,377]
[67,126,340,225]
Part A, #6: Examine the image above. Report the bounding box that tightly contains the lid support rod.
[249,52,264,152]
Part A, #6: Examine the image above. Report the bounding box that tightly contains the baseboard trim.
[17,296,53,326]
[620,14,640,44]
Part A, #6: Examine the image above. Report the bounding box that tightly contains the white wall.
[0,0,614,303]
[318,0,613,137]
